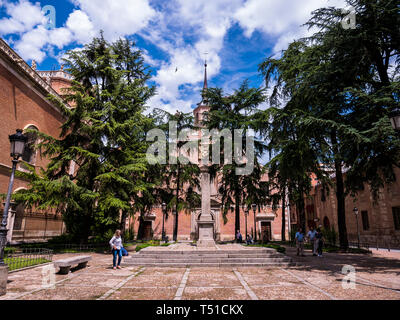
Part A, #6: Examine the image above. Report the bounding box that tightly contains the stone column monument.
[197,165,216,247]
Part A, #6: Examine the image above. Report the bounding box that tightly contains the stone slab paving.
[0,247,399,300]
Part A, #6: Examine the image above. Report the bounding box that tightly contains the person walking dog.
[109,230,124,270]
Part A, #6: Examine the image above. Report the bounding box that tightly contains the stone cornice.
[37,70,73,82]
[0,162,33,182]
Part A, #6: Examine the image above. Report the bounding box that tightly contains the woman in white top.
[109,230,124,269]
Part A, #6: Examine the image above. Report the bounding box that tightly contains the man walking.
[307,227,317,256]
[295,228,305,257]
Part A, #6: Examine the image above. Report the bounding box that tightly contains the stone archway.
[193,210,217,241]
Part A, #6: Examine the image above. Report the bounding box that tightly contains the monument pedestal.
[0,265,8,296]
[197,220,215,247]
[197,165,216,247]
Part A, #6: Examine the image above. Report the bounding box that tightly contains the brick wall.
[300,168,400,248]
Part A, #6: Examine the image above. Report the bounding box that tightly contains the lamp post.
[353,207,361,248]
[161,203,167,242]
[0,130,27,267]
[252,204,257,242]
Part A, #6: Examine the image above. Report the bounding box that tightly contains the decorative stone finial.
[31,60,37,71]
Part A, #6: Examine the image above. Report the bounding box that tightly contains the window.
[22,125,38,165]
[393,207,400,230]
[361,211,370,231]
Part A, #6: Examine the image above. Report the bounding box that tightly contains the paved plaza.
[1,245,400,300]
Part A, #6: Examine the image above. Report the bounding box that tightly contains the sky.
[0,0,347,114]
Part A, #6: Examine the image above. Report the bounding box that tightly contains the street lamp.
[161,203,167,242]
[252,204,257,242]
[1,130,27,266]
[244,207,249,243]
[353,207,361,248]
[389,109,400,131]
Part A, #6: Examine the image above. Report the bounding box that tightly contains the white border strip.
[233,269,259,300]
[174,268,190,300]
[97,267,145,300]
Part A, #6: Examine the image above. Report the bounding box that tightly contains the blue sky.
[0,0,347,113]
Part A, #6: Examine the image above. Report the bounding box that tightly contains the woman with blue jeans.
[109,230,124,269]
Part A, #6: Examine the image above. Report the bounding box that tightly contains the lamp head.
[9,129,27,159]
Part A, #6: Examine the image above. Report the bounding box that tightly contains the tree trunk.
[331,130,349,249]
[120,210,127,234]
[173,165,180,242]
[281,188,286,242]
[234,179,241,239]
[297,197,306,233]
[137,212,145,240]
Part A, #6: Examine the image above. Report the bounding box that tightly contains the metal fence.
[5,247,53,272]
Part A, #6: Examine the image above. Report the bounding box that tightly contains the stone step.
[122,262,295,268]
[139,249,275,255]
[132,253,282,259]
[126,258,291,264]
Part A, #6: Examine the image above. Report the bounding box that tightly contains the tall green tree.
[205,81,269,238]
[150,108,200,242]
[14,34,155,242]
[260,0,400,249]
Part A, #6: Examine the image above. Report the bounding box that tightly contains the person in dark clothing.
[236,230,243,243]
[316,228,324,257]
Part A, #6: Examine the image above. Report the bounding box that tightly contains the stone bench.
[54,255,92,274]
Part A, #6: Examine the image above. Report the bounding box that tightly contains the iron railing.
[4,247,53,272]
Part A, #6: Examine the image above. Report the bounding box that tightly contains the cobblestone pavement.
[1,247,399,300]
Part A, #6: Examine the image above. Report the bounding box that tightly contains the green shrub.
[322,227,338,246]
[135,244,151,252]
[47,234,76,245]
[135,241,171,252]
[246,243,286,254]
[289,228,297,243]
[90,229,115,244]
[4,247,17,257]
[124,228,135,242]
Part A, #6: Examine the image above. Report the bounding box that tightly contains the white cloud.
[65,10,96,44]
[0,0,45,35]
[142,0,243,113]
[0,0,353,112]
[1,0,156,64]
[72,0,156,40]
[14,25,48,62]
[234,0,347,54]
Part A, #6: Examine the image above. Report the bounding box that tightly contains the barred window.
[361,211,369,231]
[393,207,400,231]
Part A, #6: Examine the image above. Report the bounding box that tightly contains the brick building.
[292,168,400,249]
[0,38,71,243]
